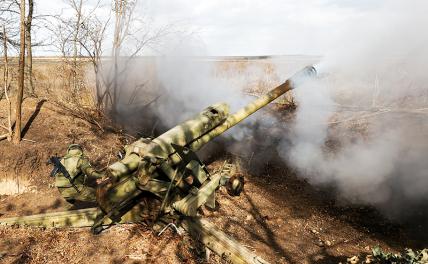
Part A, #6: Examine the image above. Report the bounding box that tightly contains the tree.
[25,0,34,95]
[70,0,83,93]
[0,26,12,142]
[51,0,102,96]
[105,0,168,117]
[79,15,110,109]
[0,0,20,49]
[1,0,40,97]
[51,0,169,116]
[13,0,26,144]
[106,0,137,116]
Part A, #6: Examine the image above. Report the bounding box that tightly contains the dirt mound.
[0,98,122,191]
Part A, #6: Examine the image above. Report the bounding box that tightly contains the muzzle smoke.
[99,0,428,220]
[281,0,428,218]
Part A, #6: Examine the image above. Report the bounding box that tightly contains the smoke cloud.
[101,36,263,136]
[101,0,428,220]
[282,0,428,218]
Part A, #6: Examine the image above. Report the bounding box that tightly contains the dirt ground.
[0,97,426,264]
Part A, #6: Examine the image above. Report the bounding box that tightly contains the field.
[0,57,426,263]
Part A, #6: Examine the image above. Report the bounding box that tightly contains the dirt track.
[0,98,426,263]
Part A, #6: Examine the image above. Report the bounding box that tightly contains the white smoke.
[102,0,428,219]
[105,35,264,137]
[281,0,428,217]
[152,45,251,127]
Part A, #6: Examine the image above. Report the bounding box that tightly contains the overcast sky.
[33,0,384,56]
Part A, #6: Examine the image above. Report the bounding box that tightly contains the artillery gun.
[0,66,317,263]
[93,65,316,230]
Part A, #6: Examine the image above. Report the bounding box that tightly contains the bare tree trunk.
[95,68,103,109]
[72,0,83,93]
[111,0,125,117]
[13,0,26,144]
[113,51,118,114]
[26,0,34,96]
[2,26,12,141]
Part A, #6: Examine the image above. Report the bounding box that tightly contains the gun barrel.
[107,66,317,175]
[188,65,317,152]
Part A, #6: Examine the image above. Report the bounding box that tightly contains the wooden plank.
[0,208,101,227]
[180,217,270,264]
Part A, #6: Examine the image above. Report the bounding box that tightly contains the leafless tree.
[102,0,138,116]
[79,15,110,109]
[25,0,35,95]
[13,0,26,144]
[70,0,83,92]
[49,0,170,118]
[0,7,15,102]
[51,0,102,95]
[1,0,41,97]
[0,26,12,141]
[104,0,169,117]
[0,1,20,49]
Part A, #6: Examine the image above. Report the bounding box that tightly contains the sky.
[31,0,384,56]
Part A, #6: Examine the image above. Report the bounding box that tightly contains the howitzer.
[0,66,316,264]
[93,65,317,230]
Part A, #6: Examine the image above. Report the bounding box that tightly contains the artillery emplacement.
[93,65,316,229]
[0,65,317,264]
